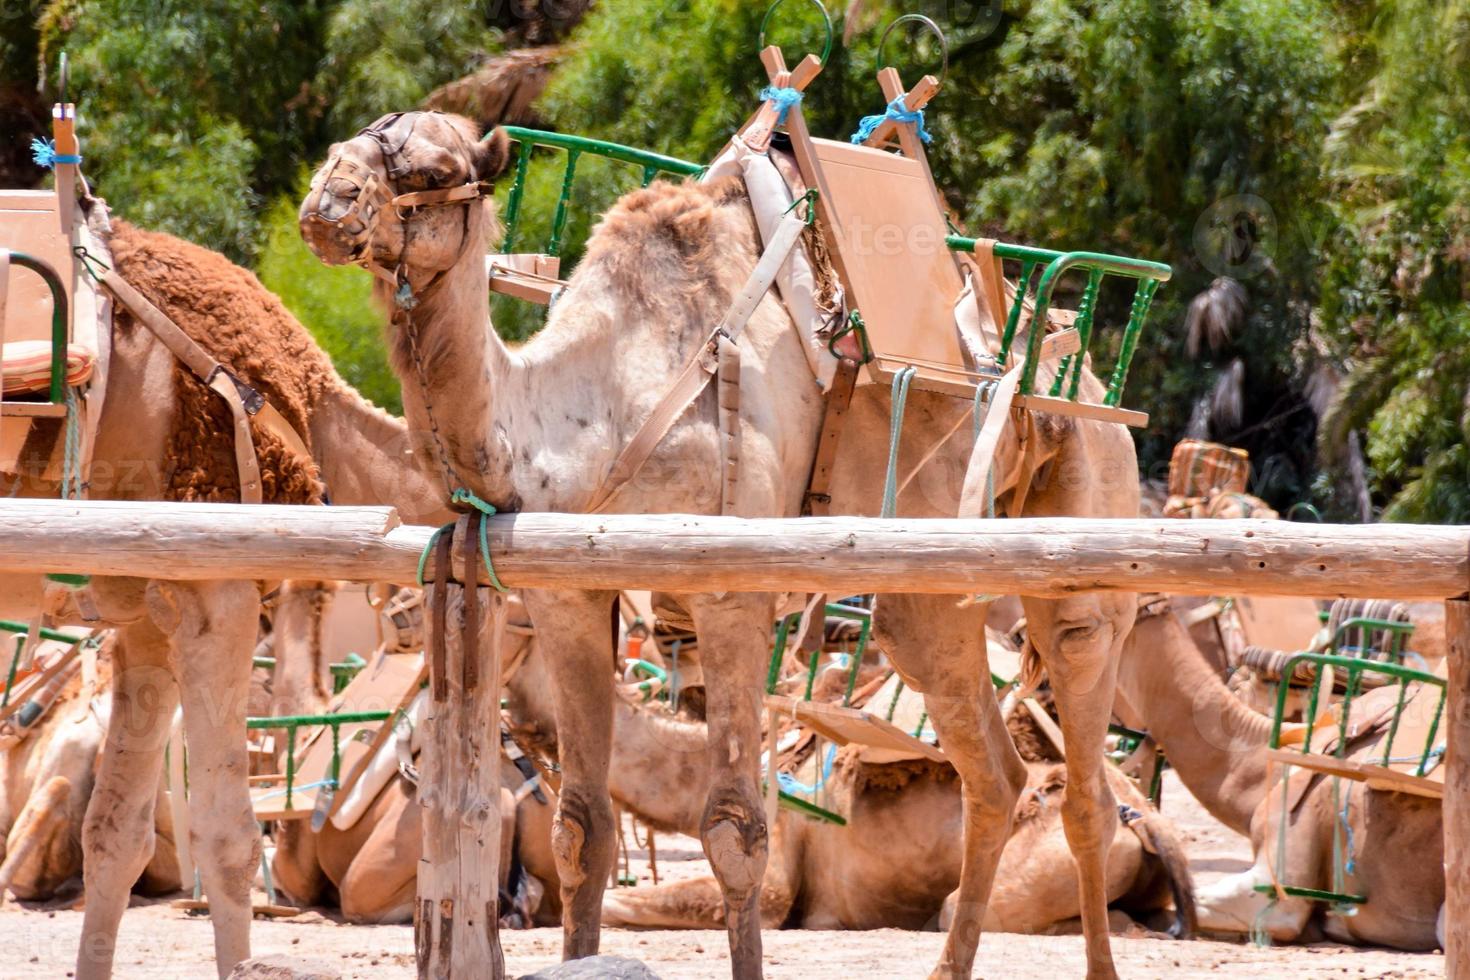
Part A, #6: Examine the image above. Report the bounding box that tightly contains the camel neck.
[1117,612,1273,835]
[305,384,453,525]
[382,225,521,511]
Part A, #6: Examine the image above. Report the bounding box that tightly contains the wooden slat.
[0,402,67,418]
[1264,748,1444,799]
[765,693,945,762]
[1446,599,1470,979]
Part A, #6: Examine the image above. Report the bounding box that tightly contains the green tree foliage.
[11,0,1470,520]
[1316,0,1470,521]
[544,0,1340,500]
[255,178,401,413]
[39,0,330,261]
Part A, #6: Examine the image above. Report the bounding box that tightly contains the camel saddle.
[2,101,308,505]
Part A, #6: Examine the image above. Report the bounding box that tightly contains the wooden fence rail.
[0,498,1466,600]
[0,497,1465,977]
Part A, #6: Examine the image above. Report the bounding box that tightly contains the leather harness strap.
[801,356,859,516]
[0,249,9,416]
[430,528,454,701]
[460,511,481,693]
[584,202,809,514]
[99,268,311,504]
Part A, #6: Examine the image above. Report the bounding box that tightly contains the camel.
[300,109,1143,979]
[263,600,1192,938]
[597,692,1195,937]
[0,634,180,903]
[1113,598,1446,950]
[1,200,448,978]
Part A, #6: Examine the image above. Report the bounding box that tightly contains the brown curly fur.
[105,221,330,503]
[835,748,958,795]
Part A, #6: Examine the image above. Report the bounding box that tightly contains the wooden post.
[416,575,506,979]
[1447,598,1470,978]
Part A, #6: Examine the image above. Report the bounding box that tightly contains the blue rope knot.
[30,138,82,169]
[415,488,510,593]
[850,96,933,145]
[758,86,803,125]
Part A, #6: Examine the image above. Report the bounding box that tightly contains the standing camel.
[299,110,1142,979]
[2,203,445,978]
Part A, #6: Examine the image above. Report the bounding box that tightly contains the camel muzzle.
[299,153,384,267]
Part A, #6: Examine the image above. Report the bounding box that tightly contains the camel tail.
[0,775,72,902]
[1135,807,1198,939]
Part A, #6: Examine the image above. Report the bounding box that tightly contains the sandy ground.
[0,773,1443,979]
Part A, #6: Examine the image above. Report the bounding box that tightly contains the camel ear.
[471,127,512,183]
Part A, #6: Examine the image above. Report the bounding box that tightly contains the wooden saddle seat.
[0,175,106,481]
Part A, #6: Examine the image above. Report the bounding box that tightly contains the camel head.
[299,110,510,291]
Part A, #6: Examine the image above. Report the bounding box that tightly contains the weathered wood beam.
[1448,598,1470,980]
[0,499,1468,600]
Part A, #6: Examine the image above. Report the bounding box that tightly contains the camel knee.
[701,796,768,901]
[193,826,260,893]
[1060,773,1117,850]
[551,793,614,892]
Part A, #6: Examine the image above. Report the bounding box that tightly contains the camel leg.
[76,618,179,980]
[686,592,775,980]
[877,593,1026,980]
[169,581,262,978]
[1023,593,1135,980]
[523,589,618,960]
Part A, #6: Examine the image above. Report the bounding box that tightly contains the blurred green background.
[5,0,1467,521]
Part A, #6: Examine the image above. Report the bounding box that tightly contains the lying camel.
[1113,598,1445,950]
[0,635,180,903]
[600,695,1196,937]
[268,595,554,925]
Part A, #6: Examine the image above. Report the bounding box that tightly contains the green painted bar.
[499,126,705,179]
[548,148,582,258]
[1065,267,1104,400]
[1105,279,1159,407]
[246,710,393,729]
[776,789,846,825]
[501,140,535,253]
[6,253,68,404]
[0,619,86,644]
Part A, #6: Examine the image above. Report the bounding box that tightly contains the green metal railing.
[252,652,371,696]
[946,236,1171,408]
[496,127,706,258]
[247,709,392,812]
[2,251,69,405]
[763,601,874,824]
[1329,617,1413,665]
[1257,653,1446,911]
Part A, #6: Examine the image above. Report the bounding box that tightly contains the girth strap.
[802,357,859,517]
[584,201,809,514]
[99,269,311,504]
[0,249,9,416]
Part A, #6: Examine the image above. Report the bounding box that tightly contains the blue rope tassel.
[30,138,82,169]
[758,86,804,124]
[850,96,933,145]
[415,488,510,593]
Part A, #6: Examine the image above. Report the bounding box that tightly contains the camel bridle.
[304,110,492,301]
